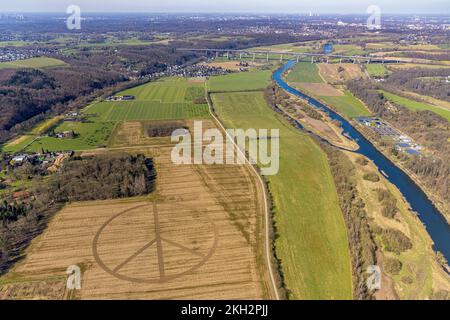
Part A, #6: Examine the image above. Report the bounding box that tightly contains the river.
[273,60,450,262]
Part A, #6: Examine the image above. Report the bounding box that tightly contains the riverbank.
[273,60,450,263]
[351,120,450,226]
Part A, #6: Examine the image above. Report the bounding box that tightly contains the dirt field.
[108,121,174,147]
[292,82,344,97]
[318,63,365,84]
[0,120,270,300]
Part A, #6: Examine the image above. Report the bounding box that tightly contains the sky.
[1,0,449,14]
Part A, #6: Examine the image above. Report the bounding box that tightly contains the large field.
[321,90,372,118]
[0,118,272,299]
[286,62,324,83]
[207,70,272,92]
[381,91,450,122]
[318,63,365,83]
[88,101,209,122]
[25,121,115,152]
[5,78,210,152]
[211,91,353,299]
[0,57,67,69]
[366,64,388,77]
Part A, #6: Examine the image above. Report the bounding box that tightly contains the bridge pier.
[253,53,256,61]
[280,54,283,62]
[311,56,314,64]
[266,53,269,62]
[296,55,299,63]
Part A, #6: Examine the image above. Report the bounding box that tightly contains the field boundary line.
[205,86,281,300]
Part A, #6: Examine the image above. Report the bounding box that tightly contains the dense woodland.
[0,154,156,274]
[385,68,450,102]
[348,80,450,211]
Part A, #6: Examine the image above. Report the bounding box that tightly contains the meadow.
[207,70,272,92]
[366,64,388,77]
[0,57,67,69]
[13,78,210,152]
[321,90,372,118]
[381,91,450,122]
[285,62,324,83]
[25,120,115,152]
[211,91,353,299]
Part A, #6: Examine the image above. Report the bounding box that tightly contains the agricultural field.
[0,41,32,47]
[318,63,365,83]
[87,78,210,121]
[10,78,211,152]
[0,57,67,69]
[1,135,36,153]
[207,70,272,92]
[25,121,115,152]
[0,121,271,299]
[211,91,353,299]
[285,62,324,83]
[321,90,371,118]
[366,64,388,77]
[381,91,450,122]
[89,101,209,122]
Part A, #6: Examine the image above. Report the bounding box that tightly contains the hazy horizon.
[1,0,449,14]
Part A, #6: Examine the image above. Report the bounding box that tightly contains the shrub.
[384,257,402,275]
[382,198,398,219]
[356,157,369,166]
[363,172,380,182]
[381,229,413,254]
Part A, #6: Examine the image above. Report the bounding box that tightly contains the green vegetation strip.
[381,90,450,122]
[321,90,371,118]
[211,91,353,299]
[366,64,388,77]
[0,57,67,69]
[285,62,324,83]
[207,70,272,92]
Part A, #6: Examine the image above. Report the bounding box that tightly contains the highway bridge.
[177,48,402,64]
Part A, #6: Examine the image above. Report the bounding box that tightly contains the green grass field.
[1,135,37,153]
[366,64,388,77]
[321,90,371,118]
[88,101,209,121]
[211,91,353,299]
[0,57,67,69]
[207,70,272,92]
[0,41,32,47]
[14,78,209,152]
[381,91,450,122]
[25,121,115,152]
[286,62,324,83]
[87,78,210,121]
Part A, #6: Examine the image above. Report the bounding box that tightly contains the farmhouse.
[55,131,74,139]
[106,95,135,101]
